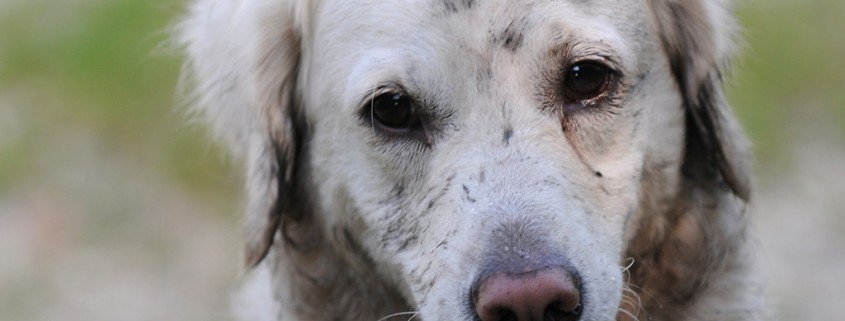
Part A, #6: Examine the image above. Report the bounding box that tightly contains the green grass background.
[0,0,236,202]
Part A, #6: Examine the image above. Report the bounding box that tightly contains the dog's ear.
[650,0,751,200]
[178,0,306,267]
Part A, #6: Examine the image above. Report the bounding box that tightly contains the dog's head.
[180,0,751,320]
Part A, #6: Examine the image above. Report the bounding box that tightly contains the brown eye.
[371,92,418,130]
[562,61,613,102]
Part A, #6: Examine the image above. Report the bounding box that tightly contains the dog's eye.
[360,87,431,144]
[371,92,418,130]
[562,61,613,102]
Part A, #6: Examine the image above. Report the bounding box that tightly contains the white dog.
[177,0,763,320]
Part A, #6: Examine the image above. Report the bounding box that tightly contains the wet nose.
[474,268,582,321]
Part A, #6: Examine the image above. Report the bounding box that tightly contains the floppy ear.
[650,0,751,200]
[177,0,305,267]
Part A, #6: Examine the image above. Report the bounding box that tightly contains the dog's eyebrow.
[550,40,626,73]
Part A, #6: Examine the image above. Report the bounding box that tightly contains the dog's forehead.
[311,0,652,113]
[316,0,649,51]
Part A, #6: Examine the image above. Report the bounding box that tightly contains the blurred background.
[0,0,842,320]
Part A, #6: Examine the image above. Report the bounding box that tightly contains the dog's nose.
[474,268,581,321]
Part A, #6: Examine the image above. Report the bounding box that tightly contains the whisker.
[622,286,643,307]
[617,306,640,321]
[376,311,420,321]
[620,257,636,273]
[619,279,647,320]
[624,283,664,310]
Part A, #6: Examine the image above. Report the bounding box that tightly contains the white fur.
[177,0,762,320]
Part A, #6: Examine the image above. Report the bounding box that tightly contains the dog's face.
[302,1,678,319]
[180,0,750,320]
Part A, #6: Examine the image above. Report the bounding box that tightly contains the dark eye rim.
[358,85,430,143]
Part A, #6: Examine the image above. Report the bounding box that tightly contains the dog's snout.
[473,268,582,321]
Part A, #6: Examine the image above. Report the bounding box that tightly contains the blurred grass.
[730,0,845,166]
[0,0,237,206]
[0,3,241,319]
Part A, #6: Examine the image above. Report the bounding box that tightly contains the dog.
[176,0,764,320]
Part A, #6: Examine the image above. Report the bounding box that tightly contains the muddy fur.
[176,0,764,320]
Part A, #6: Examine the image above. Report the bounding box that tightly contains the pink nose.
[474,268,582,321]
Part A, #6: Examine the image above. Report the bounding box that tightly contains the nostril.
[496,309,518,321]
[545,301,582,321]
